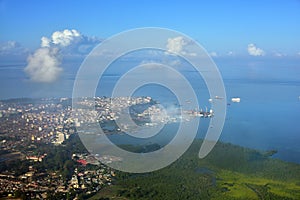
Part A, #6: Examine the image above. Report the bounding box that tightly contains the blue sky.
[1,0,300,54]
[0,0,300,98]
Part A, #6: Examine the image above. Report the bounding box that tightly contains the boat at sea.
[214,96,224,100]
[231,97,241,103]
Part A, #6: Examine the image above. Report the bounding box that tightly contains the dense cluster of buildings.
[73,96,153,125]
[0,97,160,198]
[0,96,213,198]
[0,97,155,149]
[0,160,115,199]
[0,98,74,149]
[0,98,117,198]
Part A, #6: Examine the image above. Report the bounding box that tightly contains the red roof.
[77,159,87,166]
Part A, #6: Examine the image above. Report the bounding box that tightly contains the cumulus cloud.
[41,36,51,48]
[40,29,83,49]
[25,48,62,83]
[51,29,81,47]
[166,36,196,56]
[166,37,186,54]
[25,29,100,83]
[247,43,265,56]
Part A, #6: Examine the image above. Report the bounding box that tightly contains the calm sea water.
[1,59,299,163]
[218,62,300,163]
[101,59,300,164]
[112,79,300,163]
[221,80,300,163]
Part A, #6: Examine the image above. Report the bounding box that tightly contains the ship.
[231,97,241,103]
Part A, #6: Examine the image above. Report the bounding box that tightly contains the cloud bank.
[247,43,265,56]
[24,29,100,83]
[0,41,29,56]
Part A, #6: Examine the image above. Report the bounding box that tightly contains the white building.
[55,132,65,144]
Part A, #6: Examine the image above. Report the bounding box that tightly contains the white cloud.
[24,48,62,83]
[247,43,265,56]
[25,29,100,83]
[273,52,285,57]
[210,52,218,57]
[0,41,18,51]
[140,58,181,68]
[139,61,164,69]
[40,29,99,56]
[166,36,196,56]
[40,29,81,48]
[51,29,81,47]
[41,36,50,47]
[0,41,28,56]
[166,37,186,54]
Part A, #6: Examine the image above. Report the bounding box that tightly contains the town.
[0,97,213,199]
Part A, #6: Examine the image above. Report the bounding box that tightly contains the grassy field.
[215,169,300,199]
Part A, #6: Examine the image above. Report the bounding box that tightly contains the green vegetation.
[0,133,88,180]
[34,133,88,180]
[2,130,299,200]
[90,140,300,200]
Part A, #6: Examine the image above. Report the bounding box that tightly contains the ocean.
[0,58,300,163]
[111,58,300,164]
[94,58,300,164]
